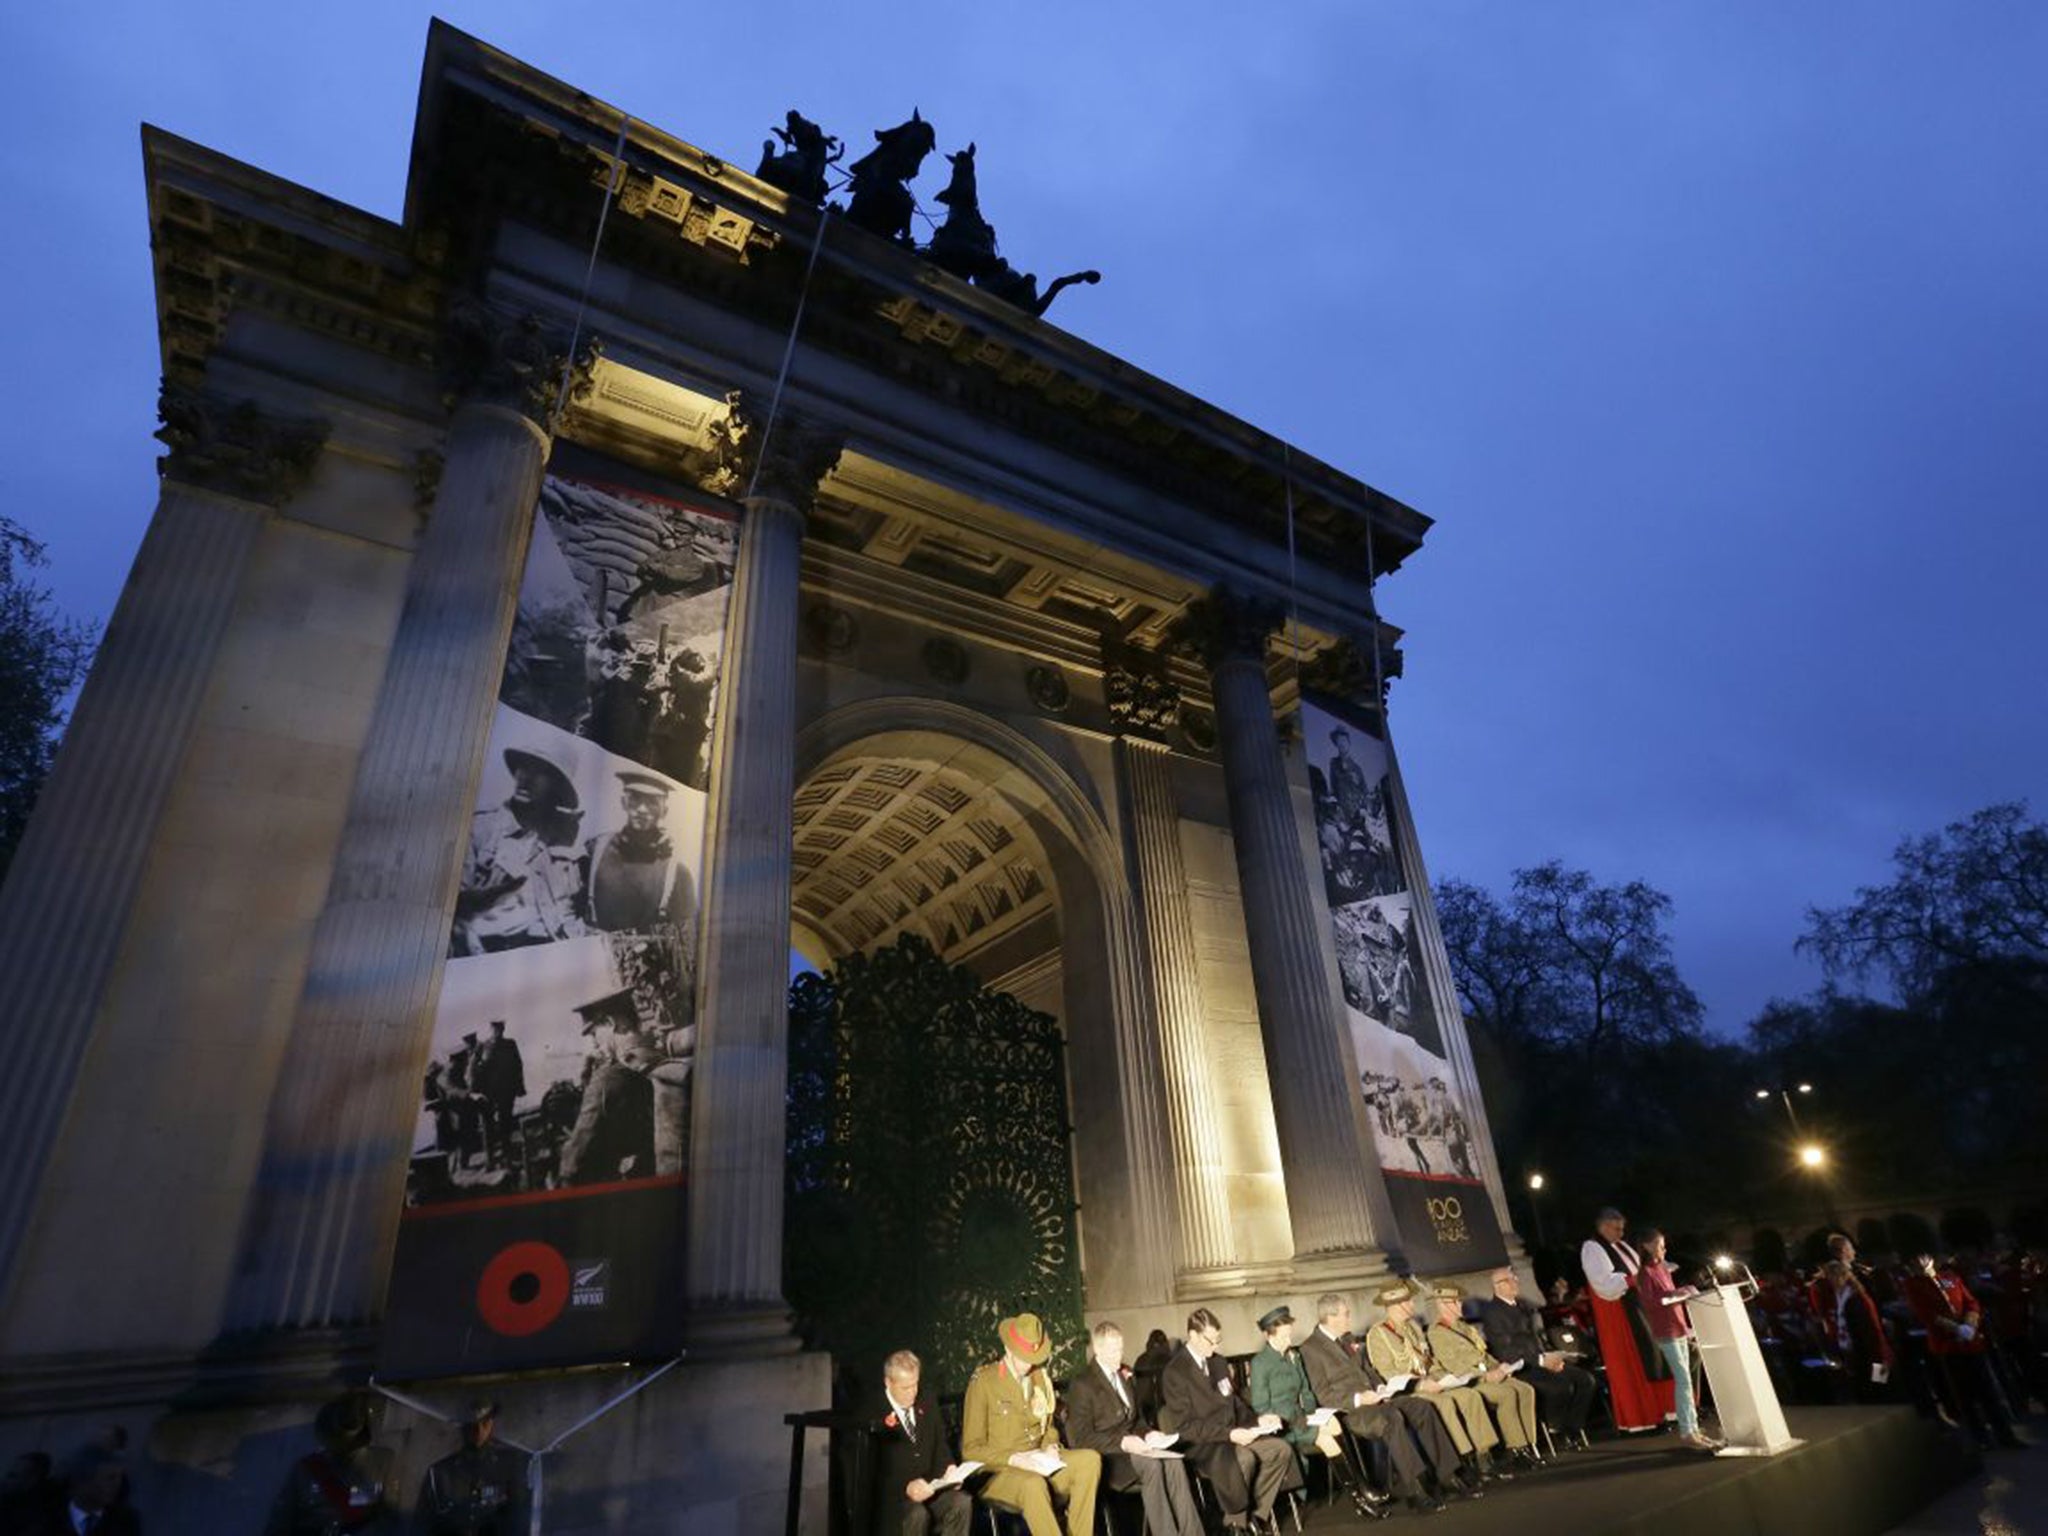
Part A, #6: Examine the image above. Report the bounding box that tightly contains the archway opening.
[782,737,1086,1395]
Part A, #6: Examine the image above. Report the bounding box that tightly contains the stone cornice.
[144,126,440,391]
[406,21,1433,582]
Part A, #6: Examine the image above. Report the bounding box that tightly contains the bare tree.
[1800,801,2048,1003]
[0,517,96,879]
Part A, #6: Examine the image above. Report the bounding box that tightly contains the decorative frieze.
[154,387,329,505]
[596,155,779,264]
[1024,664,1070,714]
[1106,662,1181,739]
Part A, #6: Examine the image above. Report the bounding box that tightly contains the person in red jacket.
[1902,1254,2024,1449]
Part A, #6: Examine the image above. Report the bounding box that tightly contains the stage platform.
[1291,1408,1980,1536]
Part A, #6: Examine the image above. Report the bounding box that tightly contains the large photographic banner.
[1302,692,1507,1273]
[380,471,737,1377]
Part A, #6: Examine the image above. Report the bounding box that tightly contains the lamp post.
[1526,1172,1548,1249]
[1753,1081,1813,1136]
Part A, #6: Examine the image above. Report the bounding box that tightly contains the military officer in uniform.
[417,1402,526,1536]
[453,748,587,955]
[263,1394,398,1535]
[470,1020,526,1172]
[580,771,695,936]
[559,988,657,1186]
[960,1312,1100,1536]
[1365,1282,1511,1486]
[1425,1283,1543,1469]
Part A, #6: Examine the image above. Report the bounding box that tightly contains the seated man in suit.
[1477,1269,1598,1448]
[1063,1321,1203,1536]
[1365,1282,1514,1486]
[1424,1283,1544,1470]
[960,1313,1101,1536]
[1245,1305,1390,1521]
[871,1350,972,1536]
[1299,1291,1465,1511]
[1160,1307,1300,1535]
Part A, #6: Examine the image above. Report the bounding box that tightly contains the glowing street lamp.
[1798,1143,1827,1170]
[1525,1172,1549,1247]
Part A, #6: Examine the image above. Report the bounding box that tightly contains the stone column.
[1118,736,1239,1275]
[1174,588,1382,1261]
[224,304,586,1332]
[685,407,843,1350]
[0,391,325,1298]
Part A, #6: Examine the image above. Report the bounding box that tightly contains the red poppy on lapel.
[883,1412,899,1430]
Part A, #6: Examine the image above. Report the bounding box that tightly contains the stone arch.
[792,697,1175,1307]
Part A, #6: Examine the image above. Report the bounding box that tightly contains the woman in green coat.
[1247,1306,1389,1518]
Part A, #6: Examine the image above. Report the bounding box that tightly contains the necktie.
[904,1407,916,1438]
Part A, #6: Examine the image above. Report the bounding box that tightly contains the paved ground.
[1883,1441,2048,1535]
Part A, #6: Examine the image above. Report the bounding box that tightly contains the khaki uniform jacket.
[1427,1317,1503,1377]
[1364,1317,1434,1381]
[960,1359,1061,1465]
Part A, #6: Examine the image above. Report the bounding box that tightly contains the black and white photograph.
[501,476,735,790]
[409,933,696,1208]
[1330,891,1443,1054]
[1354,1043,1480,1180]
[1305,693,1488,1187]
[450,708,706,962]
[1308,723,1406,907]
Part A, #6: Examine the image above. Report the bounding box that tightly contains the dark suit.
[1298,1325,1461,1492]
[1476,1297,1597,1435]
[1158,1344,1298,1523]
[1064,1362,1200,1536]
[869,1394,969,1536]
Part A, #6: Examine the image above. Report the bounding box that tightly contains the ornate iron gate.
[786,933,1084,1397]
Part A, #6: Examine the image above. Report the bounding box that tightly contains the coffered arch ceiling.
[791,747,1060,968]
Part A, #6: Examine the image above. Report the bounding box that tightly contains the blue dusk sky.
[5,3,2044,1034]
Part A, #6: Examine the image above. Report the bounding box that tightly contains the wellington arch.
[0,20,1522,1534]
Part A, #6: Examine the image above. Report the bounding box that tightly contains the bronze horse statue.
[755,110,842,205]
[846,110,937,246]
[925,143,1099,317]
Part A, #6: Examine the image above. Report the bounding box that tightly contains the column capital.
[705,391,845,509]
[154,386,328,505]
[439,297,599,428]
[1168,585,1286,672]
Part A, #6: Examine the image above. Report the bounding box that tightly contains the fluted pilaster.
[0,391,325,1298]
[1119,738,1238,1274]
[226,304,586,1330]
[686,411,842,1344]
[1174,589,1382,1260]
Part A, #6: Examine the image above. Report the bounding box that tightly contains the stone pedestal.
[1177,590,1384,1262]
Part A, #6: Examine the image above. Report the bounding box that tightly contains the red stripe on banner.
[400,1173,688,1220]
[1387,1171,1490,1187]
